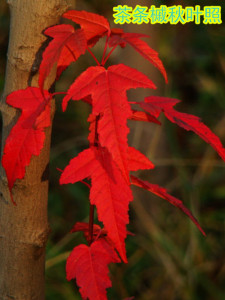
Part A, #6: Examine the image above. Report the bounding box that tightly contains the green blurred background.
[1,0,225,299]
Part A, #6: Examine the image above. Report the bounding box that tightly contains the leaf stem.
[52,92,67,97]
[81,180,91,189]
[101,36,109,66]
[102,45,117,65]
[87,48,100,66]
[129,101,138,104]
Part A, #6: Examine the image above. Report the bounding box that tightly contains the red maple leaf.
[66,238,120,300]
[38,24,87,89]
[62,64,156,183]
[63,10,110,46]
[139,96,225,161]
[109,28,167,83]
[131,175,206,236]
[2,87,52,203]
[60,146,132,262]
[60,142,154,262]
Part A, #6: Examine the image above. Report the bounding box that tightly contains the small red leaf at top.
[140,96,225,162]
[38,24,86,89]
[109,28,167,83]
[131,175,206,236]
[63,10,110,46]
[2,87,52,202]
[66,238,120,300]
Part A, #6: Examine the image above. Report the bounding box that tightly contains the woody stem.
[87,48,100,66]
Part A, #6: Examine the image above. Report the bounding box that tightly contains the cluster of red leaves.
[2,10,225,300]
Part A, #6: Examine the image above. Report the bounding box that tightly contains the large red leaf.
[38,24,86,89]
[109,28,167,83]
[140,96,225,161]
[66,238,120,300]
[131,175,206,236]
[63,64,156,183]
[2,87,52,203]
[60,146,133,262]
[63,10,110,46]
[61,144,154,262]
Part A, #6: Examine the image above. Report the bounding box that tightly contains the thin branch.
[101,36,109,65]
[87,48,100,66]
[102,45,117,65]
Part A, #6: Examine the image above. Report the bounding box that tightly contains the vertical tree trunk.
[0,1,68,299]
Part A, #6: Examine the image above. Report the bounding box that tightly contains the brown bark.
[0,1,69,299]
